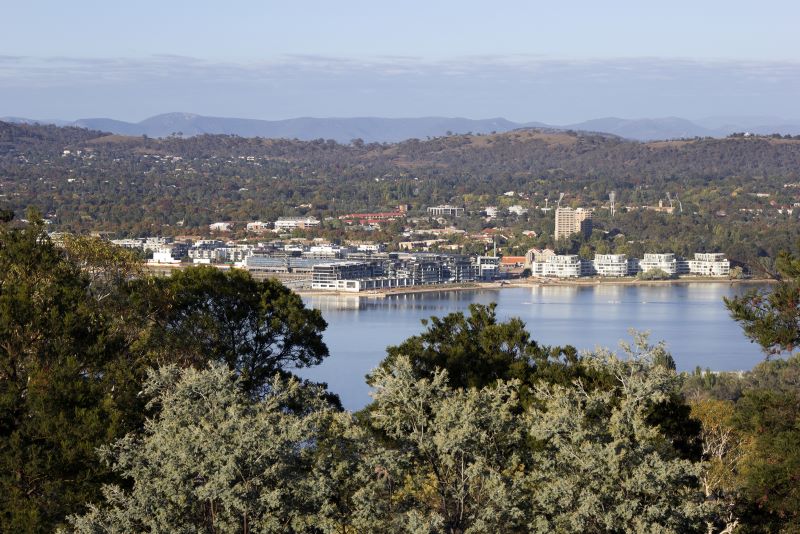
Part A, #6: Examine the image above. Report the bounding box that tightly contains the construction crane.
[674,193,683,214]
[666,192,674,211]
[557,192,565,209]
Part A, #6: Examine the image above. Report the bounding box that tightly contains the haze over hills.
[3,113,800,143]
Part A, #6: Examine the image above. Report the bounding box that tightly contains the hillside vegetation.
[3,121,800,269]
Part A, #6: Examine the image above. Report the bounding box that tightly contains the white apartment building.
[475,256,500,280]
[305,245,345,258]
[688,253,730,277]
[484,206,499,218]
[209,222,233,232]
[638,253,677,276]
[150,247,181,264]
[530,254,582,278]
[593,254,629,277]
[354,242,385,252]
[427,205,465,217]
[508,205,529,216]
[274,216,320,230]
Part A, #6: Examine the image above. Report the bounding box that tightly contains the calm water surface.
[300,283,767,410]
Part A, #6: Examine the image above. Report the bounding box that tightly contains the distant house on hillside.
[274,216,320,231]
[209,222,233,232]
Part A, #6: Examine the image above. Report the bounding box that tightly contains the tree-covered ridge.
[2,121,800,240]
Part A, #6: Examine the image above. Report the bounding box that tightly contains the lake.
[299,283,768,410]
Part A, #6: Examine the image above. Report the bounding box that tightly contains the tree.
[372,303,580,402]
[689,399,743,533]
[64,364,336,534]
[361,356,530,533]
[579,242,594,260]
[130,266,329,396]
[637,267,674,280]
[730,355,800,532]
[526,343,713,533]
[0,217,138,533]
[724,249,800,355]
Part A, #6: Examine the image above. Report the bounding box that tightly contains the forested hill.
[3,120,800,242]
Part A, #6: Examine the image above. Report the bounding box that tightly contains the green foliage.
[64,364,336,533]
[0,219,138,533]
[682,356,800,533]
[66,349,715,534]
[637,267,675,280]
[130,266,329,396]
[732,356,800,532]
[373,303,586,407]
[0,223,333,532]
[527,345,711,533]
[725,249,800,354]
[363,356,529,533]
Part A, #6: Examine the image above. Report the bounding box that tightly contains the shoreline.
[296,276,774,298]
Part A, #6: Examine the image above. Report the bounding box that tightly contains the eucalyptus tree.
[64,364,337,534]
[129,266,329,397]
[0,214,138,533]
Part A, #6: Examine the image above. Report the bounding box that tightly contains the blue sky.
[2,1,799,122]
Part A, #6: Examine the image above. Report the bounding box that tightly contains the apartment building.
[554,207,592,240]
[593,254,629,277]
[530,254,582,278]
[688,253,731,276]
[246,221,272,233]
[209,222,233,232]
[638,253,678,276]
[427,205,465,217]
[274,216,320,230]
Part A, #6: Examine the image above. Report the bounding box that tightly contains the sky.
[2,0,800,123]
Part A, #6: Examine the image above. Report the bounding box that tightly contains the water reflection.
[300,284,768,410]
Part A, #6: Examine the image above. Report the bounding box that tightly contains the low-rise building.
[339,211,405,224]
[246,221,272,233]
[304,245,345,259]
[150,247,182,264]
[638,253,677,276]
[688,253,730,277]
[427,205,464,217]
[209,222,233,232]
[530,254,582,278]
[274,216,320,231]
[593,254,629,277]
[476,256,500,280]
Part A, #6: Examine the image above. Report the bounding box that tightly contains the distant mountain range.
[3,112,800,142]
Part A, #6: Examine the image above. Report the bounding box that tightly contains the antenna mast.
[609,191,616,218]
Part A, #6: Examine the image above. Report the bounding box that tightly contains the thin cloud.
[1,55,799,122]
